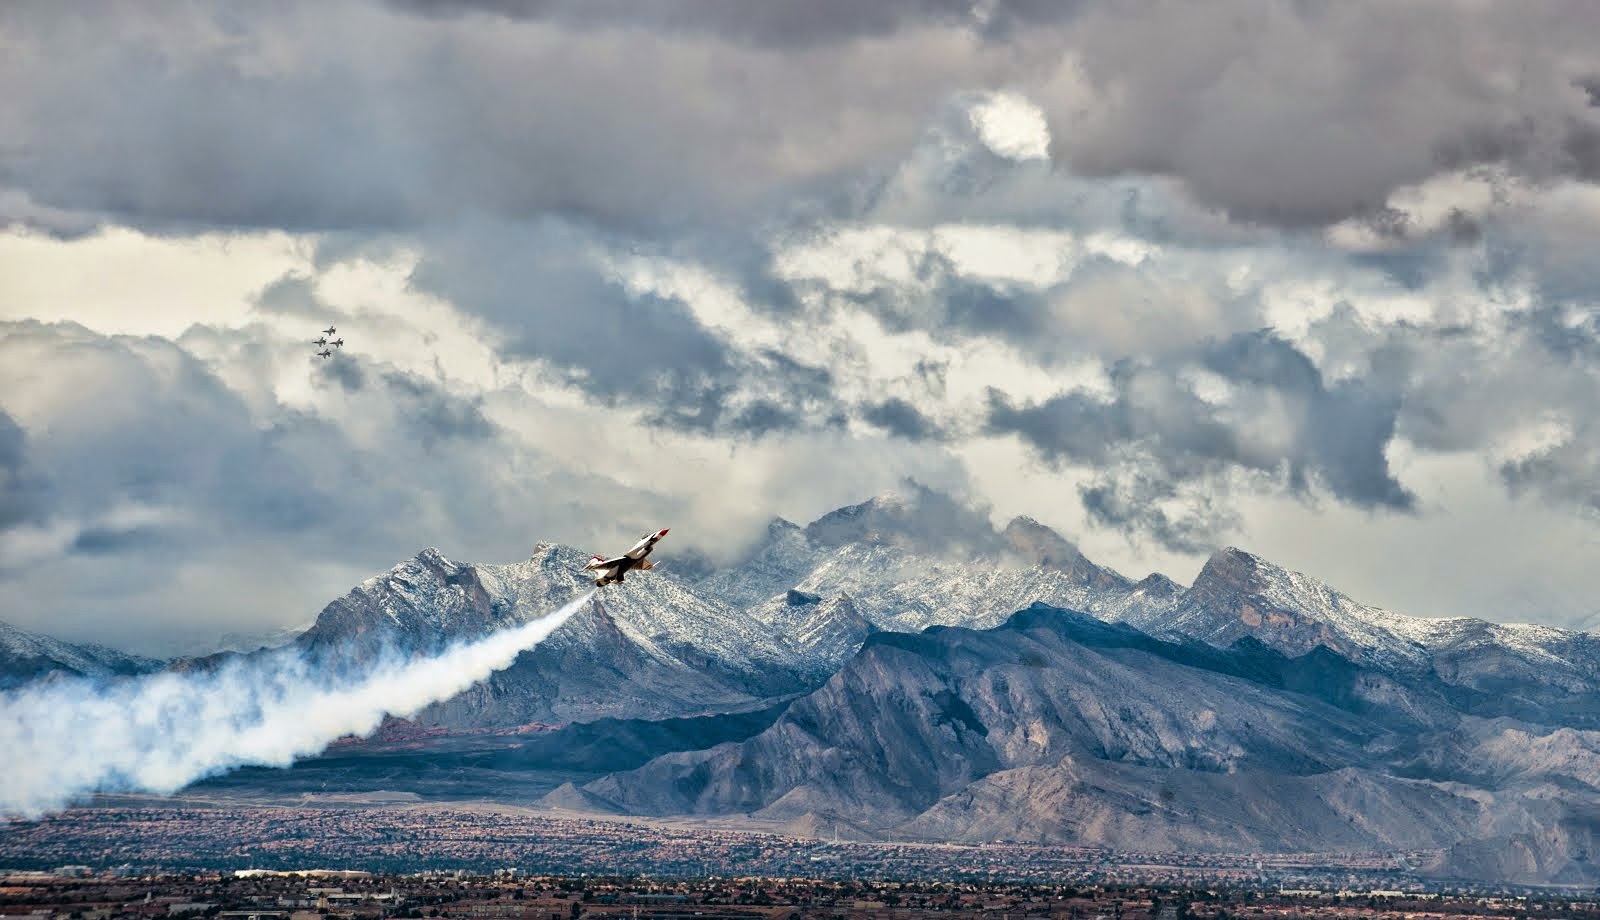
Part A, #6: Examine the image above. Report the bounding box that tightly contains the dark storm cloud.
[1039,1,1600,227]
[1501,444,1600,516]
[1202,333,1413,509]
[317,354,368,393]
[407,221,733,398]
[254,275,348,325]
[377,369,497,445]
[986,387,1134,467]
[862,398,943,442]
[1375,304,1600,519]
[6,1,1596,238]
[1578,76,1600,108]
[987,331,1414,548]
[388,0,987,48]
[0,2,1026,234]
[0,410,35,528]
[726,401,804,438]
[1078,474,1233,556]
[69,524,169,557]
[1563,123,1600,182]
[406,221,854,438]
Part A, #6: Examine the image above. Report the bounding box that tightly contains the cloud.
[0,3,1039,234]
[5,2,1600,635]
[1078,468,1237,556]
[407,220,734,399]
[1037,1,1600,228]
[404,219,866,439]
[0,410,32,528]
[386,0,991,48]
[374,367,497,445]
[862,397,944,441]
[0,0,1596,244]
[0,321,619,650]
[986,331,1414,549]
[254,274,346,324]
[0,312,975,650]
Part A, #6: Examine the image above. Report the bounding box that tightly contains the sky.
[4,1,1600,653]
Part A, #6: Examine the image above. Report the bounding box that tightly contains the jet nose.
[658,528,670,536]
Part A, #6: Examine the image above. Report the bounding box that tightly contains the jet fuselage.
[584,528,669,587]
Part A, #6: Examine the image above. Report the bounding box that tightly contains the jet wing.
[584,555,628,570]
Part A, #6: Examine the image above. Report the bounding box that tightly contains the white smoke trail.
[0,591,594,820]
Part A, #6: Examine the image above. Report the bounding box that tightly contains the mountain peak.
[1001,516,1130,591]
[1189,546,1280,596]
[1001,515,1080,561]
[416,547,451,566]
[1161,546,1433,666]
[1132,572,1182,598]
[803,486,997,555]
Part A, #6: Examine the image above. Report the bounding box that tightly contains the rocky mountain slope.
[681,494,1600,730]
[294,543,827,726]
[567,604,1600,883]
[276,492,1600,734]
[0,620,159,690]
[14,488,1600,883]
[692,495,1182,635]
[1131,547,1600,724]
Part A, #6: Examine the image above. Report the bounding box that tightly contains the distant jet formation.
[584,528,669,587]
[311,326,346,360]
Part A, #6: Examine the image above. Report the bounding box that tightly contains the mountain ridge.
[0,619,161,690]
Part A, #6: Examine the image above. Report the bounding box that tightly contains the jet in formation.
[317,348,333,359]
[584,528,669,587]
[324,326,337,336]
[314,336,328,346]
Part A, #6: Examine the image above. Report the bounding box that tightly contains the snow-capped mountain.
[565,604,1600,883]
[0,619,160,689]
[12,487,1600,884]
[1125,546,1600,719]
[1129,546,1436,667]
[11,489,1600,730]
[295,543,825,725]
[746,591,876,680]
[695,494,1181,635]
[760,497,1600,693]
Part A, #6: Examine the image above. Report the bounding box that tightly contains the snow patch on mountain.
[0,620,159,688]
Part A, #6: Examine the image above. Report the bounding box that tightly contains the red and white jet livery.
[584,528,669,587]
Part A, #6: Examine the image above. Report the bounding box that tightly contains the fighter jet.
[332,338,344,348]
[323,326,337,336]
[317,348,333,359]
[584,528,669,587]
[314,336,328,346]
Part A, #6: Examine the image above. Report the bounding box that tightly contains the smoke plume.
[0,591,595,820]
